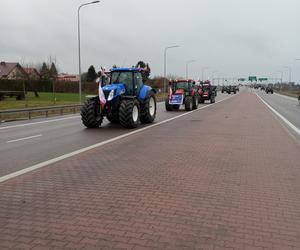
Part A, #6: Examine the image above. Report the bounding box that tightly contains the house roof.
[0,62,19,77]
[0,62,29,79]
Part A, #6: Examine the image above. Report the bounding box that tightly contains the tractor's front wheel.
[119,99,140,128]
[165,99,173,111]
[192,96,199,110]
[107,113,119,123]
[184,96,193,111]
[173,105,180,110]
[81,98,103,128]
[140,92,157,124]
[199,97,205,104]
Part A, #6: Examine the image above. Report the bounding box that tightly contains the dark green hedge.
[0,80,97,94]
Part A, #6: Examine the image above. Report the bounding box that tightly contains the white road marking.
[6,134,43,143]
[256,93,300,136]
[0,116,80,130]
[0,94,236,183]
[274,93,298,101]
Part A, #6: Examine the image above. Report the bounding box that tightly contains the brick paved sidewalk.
[1,92,300,250]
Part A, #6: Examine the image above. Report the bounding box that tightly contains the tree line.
[39,62,58,80]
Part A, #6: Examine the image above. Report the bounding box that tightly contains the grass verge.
[0,92,89,110]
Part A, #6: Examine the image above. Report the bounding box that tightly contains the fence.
[0,104,82,122]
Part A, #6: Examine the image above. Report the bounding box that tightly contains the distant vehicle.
[261,85,266,91]
[81,67,157,129]
[197,80,216,104]
[226,85,236,94]
[221,85,227,93]
[165,80,199,111]
[265,85,273,94]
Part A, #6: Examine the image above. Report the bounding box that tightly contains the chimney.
[0,61,6,66]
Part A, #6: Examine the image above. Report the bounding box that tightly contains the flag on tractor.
[98,84,106,109]
[169,87,173,100]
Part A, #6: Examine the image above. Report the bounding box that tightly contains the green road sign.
[259,78,268,82]
[248,76,257,82]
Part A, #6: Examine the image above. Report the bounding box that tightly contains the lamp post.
[283,66,292,83]
[201,67,210,81]
[211,70,218,84]
[186,60,196,79]
[164,45,180,97]
[276,70,283,87]
[78,1,100,104]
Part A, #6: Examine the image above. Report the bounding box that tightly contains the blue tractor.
[81,67,157,129]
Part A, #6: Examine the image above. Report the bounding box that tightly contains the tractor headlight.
[107,90,115,101]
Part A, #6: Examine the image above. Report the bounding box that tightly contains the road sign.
[259,78,268,82]
[248,76,257,82]
[238,78,246,81]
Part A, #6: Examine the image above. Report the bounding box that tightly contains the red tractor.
[165,80,199,111]
[197,80,216,104]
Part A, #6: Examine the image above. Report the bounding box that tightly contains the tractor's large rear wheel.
[81,98,103,128]
[184,96,193,111]
[140,92,157,124]
[119,99,140,128]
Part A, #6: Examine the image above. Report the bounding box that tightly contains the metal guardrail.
[0,104,82,122]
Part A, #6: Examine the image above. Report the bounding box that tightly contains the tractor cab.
[170,79,195,94]
[104,68,144,97]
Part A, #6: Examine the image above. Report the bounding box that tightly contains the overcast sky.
[0,0,300,82]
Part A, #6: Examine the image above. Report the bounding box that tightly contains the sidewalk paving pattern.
[1,92,300,250]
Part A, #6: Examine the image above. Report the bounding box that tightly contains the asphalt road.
[0,92,232,177]
[255,89,300,140]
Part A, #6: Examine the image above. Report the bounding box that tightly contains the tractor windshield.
[110,71,134,94]
[174,82,189,91]
[201,84,210,92]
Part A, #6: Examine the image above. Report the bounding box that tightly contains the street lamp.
[201,67,210,81]
[276,70,283,84]
[164,45,180,97]
[186,60,197,79]
[78,1,100,104]
[283,66,292,83]
[211,70,218,84]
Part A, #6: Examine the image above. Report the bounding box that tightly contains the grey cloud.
[0,0,299,82]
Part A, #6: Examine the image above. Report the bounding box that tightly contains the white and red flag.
[169,87,173,100]
[98,83,106,110]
